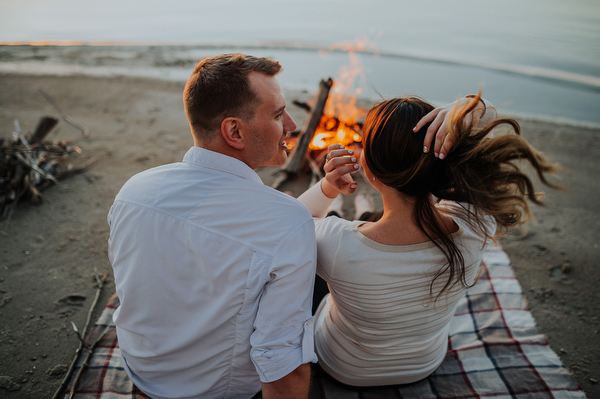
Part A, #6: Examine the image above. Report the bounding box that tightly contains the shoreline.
[2,42,598,89]
[2,44,600,129]
[0,72,598,397]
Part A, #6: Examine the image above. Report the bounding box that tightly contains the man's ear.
[220,117,245,150]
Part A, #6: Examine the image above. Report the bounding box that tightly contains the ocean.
[1,0,599,126]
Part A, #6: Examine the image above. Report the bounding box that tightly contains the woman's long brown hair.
[361,94,561,299]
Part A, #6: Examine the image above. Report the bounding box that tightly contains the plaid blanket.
[64,244,586,398]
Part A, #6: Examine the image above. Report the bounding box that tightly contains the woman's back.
[300,93,560,387]
[313,201,496,386]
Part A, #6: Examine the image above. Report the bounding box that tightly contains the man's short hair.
[183,53,282,141]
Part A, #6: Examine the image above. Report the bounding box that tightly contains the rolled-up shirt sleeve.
[249,219,318,382]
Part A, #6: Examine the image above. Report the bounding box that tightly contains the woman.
[298,94,560,386]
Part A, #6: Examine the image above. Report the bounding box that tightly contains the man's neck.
[194,139,247,166]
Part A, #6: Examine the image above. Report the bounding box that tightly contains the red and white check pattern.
[65,243,586,399]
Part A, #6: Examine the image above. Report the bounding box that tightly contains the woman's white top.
[312,201,496,386]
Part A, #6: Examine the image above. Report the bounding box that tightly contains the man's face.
[241,72,297,169]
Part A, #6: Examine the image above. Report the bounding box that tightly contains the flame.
[309,37,374,151]
[310,120,362,150]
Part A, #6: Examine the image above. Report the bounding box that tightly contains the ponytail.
[436,93,562,234]
[362,94,561,300]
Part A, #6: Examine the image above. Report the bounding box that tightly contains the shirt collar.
[182,146,264,185]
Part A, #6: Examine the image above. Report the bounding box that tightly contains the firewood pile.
[1,116,92,220]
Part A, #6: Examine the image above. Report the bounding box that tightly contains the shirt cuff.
[252,318,318,383]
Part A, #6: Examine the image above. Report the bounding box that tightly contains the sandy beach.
[0,68,598,396]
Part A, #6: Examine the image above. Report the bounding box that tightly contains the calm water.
[1,0,600,126]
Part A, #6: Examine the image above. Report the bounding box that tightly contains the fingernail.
[351,157,356,162]
[348,150,354,154]
[423,146,428,153]
[434,152,439,158]
[413,126,417,131]
[439,153,445,160]
[354,164,359,169]
[351,184,357,188]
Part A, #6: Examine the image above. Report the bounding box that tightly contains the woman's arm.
[296,180,336,218]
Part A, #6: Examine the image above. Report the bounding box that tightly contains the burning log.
[272,78,333,190]
[270,73,369,193]
[284,78,333,174]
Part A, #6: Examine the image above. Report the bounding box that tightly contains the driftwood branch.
[13,120,29,147]
[14,152,59,184]
[67,323,110,399]
[38,87,90,138]
[307,157,324,188]
[30,116,59,145]
[292,100,311,113]
[36,156,100,192]
[52,271,109,399]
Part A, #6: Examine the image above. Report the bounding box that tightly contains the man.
[107,54,317,399]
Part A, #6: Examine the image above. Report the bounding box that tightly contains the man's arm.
[249,219,317,395]
[261,363,311,399]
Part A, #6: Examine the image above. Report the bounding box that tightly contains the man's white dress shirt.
[107,147,318,399]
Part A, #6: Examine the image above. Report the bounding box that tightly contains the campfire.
[272,40,371,190]
[305,76,364,156]
[272,78,367,190]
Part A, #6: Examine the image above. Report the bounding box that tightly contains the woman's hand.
[413,96,488,160]
[321,144,359,198]
[412,98,468,160]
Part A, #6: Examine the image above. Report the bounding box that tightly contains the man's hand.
[261,363,311,399]
[321,144,359,198]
